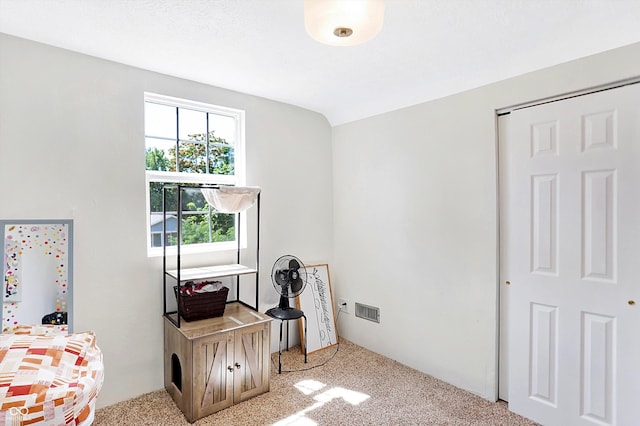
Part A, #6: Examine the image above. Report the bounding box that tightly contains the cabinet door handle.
[235,362,241,369]
[227,365,234,372]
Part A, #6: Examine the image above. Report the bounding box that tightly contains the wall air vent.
[355,302,380,323]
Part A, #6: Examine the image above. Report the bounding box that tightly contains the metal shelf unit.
[162,183,260,328]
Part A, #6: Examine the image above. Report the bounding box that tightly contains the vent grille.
[355,303,380,323]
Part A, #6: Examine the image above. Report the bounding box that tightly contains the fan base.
[265,306,305,320]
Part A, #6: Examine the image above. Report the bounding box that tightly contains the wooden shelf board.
[166,264,257,281]
[165,303,270,339]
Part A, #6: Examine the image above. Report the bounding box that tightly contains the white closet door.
[499,83,640,426]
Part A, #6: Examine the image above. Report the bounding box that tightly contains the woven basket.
[173,285,229,322]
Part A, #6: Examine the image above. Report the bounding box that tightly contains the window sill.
[147,241,243,258]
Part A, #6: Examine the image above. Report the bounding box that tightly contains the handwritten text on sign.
[297,264,337,354]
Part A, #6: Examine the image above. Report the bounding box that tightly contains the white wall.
[0,34,333,407]
[331,42,640,400]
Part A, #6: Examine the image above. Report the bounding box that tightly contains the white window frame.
[144,93,246,257]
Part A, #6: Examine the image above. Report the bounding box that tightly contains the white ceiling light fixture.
[304,0,385,46]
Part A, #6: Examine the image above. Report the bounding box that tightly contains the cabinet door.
[234,322,270,402]
[193,331,234,419]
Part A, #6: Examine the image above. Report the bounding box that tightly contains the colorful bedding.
[0,327,103,426]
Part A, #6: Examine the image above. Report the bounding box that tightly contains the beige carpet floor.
[94,338,538,425]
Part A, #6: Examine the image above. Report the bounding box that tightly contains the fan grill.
[266,254,308,321]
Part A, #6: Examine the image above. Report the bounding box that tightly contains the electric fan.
[265,255,308,320]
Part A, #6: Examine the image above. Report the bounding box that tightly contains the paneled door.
[234,322,270,403]
[499,83,640,425]
[193,331,234,419]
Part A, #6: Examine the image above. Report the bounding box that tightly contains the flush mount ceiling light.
[304,0,385,46]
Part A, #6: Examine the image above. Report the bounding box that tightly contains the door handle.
[235,362,241,369]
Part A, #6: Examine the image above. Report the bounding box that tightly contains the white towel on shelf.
[201,186,261,213]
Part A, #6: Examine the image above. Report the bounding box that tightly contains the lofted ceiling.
[1,0,640,125]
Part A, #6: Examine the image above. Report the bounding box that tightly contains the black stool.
[265,307,307,374]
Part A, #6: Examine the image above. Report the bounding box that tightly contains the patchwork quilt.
[0,327,104,426]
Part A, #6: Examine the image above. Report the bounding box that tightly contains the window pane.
[166,232,178,247]
[149,182,168,214]
[178,141,206,173]
[210,212,235,242]
[145,103,176,138]
[180,186,207,211]
[208,144,235,175]
[146,138,176,171]
[181,213,211,245]
[179,108,206,141]
[149,184,179,247]
[209,113,236,146]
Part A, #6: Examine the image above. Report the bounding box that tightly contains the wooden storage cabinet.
[164,304,271,423]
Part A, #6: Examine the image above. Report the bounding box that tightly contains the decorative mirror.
[1,220,73,332]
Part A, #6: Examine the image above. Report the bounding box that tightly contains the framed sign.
[297,263,338,354]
